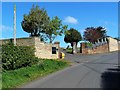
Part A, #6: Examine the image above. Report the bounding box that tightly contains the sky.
[1,2,118,47]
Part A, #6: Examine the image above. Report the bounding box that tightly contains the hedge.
[2,43,39,71]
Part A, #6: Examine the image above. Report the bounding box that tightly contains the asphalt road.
[21,51,119,88]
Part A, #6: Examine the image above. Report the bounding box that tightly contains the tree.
[64,28,82,53]
[21,5,67,43]
[45,16,68,43]
[21,5,49,38]
[83,26,107,43]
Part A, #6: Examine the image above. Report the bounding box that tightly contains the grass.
[66,48,80,53]
[0,73,2,90]
[2,59,69,89]
[0,51,1,89]
[66,48,72,53]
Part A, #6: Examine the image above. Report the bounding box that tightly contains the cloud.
[0,25,13,38]
[63,16,78,24]
[0,25,13,32]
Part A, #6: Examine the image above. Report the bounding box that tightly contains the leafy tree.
[83,26,107,43]
[21,5,49,38]
[64,28,82,53]
[45,16,68,43]
[21,5,67,43]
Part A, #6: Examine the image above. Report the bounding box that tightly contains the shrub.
[2,43,39,71]
[84,42,93,48]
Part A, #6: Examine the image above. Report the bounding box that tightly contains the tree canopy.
[21,5,67,43]
[83,26,107,43]
[64,28,82,47]
[21,5,49,37]
[45,16,68,43]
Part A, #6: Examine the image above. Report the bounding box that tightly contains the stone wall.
[119,41,120,50]
[81,43,109,54]
[0,37,60,59]
[107,37,119,52]
[88,43,109,54]
[0,37,35,46]
[81,37,119,54]
[34,37,60,59]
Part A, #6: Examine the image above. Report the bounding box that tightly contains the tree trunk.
[49,36,52,43]
[50,41,52,43]
[73,42,77,54]
[71,42,73,54]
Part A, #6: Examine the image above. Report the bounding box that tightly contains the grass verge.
[0,73,2,90]
[2,59,69,89]
[66,48,72,53]
[66,48,80,53]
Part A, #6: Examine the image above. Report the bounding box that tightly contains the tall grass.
[2,59,68,88]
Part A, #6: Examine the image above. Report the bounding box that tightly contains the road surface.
[21,51,119,88]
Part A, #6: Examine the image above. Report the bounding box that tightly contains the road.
[21,51,119,88]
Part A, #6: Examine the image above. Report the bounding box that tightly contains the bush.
[84,42,93,48]
[2,43,39,71]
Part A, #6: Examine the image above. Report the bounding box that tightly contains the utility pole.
[14,4,16,46]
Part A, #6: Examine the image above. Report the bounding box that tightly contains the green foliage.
[2,59,68,88]
[84,42,93,48]
[66,48,72,53]
[21,5,67,43]
[37,59,67,70]
[83,26,107,43]
[45,16,68,43]
[64,28,82,46]
[2,43,39,71]
[21,5,49,37]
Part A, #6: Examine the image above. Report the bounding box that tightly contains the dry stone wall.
[108,37,119,52]
[0,37,35,46]
[34,37,59,59]
[0,37,60,59]
[81,37,119,54]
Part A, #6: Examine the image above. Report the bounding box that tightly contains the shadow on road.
[101,66,120,89]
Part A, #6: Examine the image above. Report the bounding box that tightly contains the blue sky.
[1,2,118,47]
